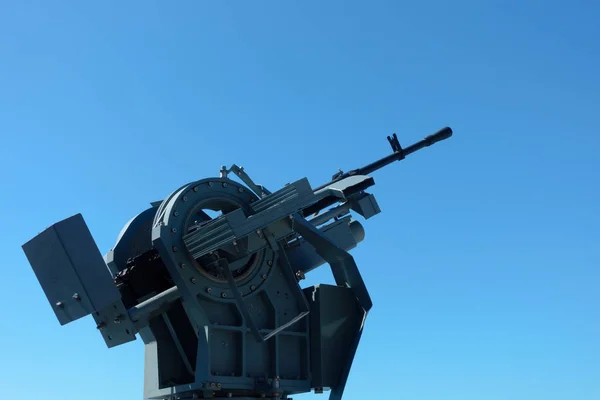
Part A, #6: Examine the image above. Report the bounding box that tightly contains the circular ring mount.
[152,177,275,302]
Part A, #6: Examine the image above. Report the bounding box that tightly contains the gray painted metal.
[105,206,159,276]
[21,127,453,400]
[22,213,121,325]
[129,286,181,326]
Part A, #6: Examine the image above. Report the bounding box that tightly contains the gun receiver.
[314,126,453,191]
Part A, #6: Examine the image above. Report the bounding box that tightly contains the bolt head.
[190,277,197,284]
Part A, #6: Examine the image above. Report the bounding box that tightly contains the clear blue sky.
[1,1,598,399]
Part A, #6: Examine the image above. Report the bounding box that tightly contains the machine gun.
[22,126,452,400]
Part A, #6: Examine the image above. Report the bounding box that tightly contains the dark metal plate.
[22,213,120,325]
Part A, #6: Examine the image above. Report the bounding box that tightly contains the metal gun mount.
[22,127,453,400]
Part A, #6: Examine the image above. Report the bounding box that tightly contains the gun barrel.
[358,126,452,176]
[314,126,452,191]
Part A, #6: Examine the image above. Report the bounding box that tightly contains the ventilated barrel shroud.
[22,127,453,400]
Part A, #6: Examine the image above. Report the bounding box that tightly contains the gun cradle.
[22,127,452,400]
[23,175,374,400]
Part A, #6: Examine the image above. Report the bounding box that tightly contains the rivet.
[173,211,179,217]
[191,277,197,284]
[208,182,213,187]
[262,274,267,280]
[238,187,244,192]
[172,246,178,252]
[206,287,212,293]
[222,182,228,188]
[171,228,177,233]
[180,263,186,269]
[182,196,188,202]
[72,293,81,301]
[221,292,227,298]
[250,285,256,291]
[267,260,273,266]
[56,301,64,308]
[193,186,199,192]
